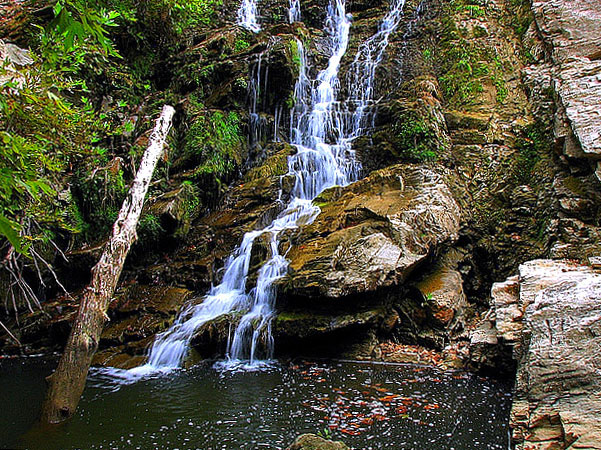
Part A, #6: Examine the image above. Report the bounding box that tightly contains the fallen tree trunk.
[41,105,175,424]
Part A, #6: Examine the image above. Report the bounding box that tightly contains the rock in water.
[287,434,349,450]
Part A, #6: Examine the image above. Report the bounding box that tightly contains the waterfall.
[238,0,261,33]
[346,0,407,137]
[105,0,406,381]
[248,51,268,152]
[289,0,301,23]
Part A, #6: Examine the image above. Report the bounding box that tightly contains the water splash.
[103,0,407,381]
[238,0,261,33]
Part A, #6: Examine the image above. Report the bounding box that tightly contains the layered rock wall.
[472,260,601,450]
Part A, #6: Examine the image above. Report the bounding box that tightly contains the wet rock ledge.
[471,260,601,450]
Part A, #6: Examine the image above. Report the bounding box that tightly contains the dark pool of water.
[0,357,512,449]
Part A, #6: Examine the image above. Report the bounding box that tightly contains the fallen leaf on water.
[424,403,440,410]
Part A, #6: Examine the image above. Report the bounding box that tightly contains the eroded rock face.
[555,59,601,160]
[531,0,601,63]
[471,260,601,449]
[283,164,461,298]
[414,249,468,331]
[529,0,601,161]
[511,260,601,450]
[92,285,194,368]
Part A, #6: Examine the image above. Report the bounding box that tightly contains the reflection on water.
[1,357,512,449]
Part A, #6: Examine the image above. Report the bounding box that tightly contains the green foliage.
[139,0,222,39]
[47,0,123,57]
[392,112,439,162]
[451,0,487,17]
[70,159,128,240]
[439,42,488,104]
[438,2,514,106]
[514,124,550,183]
[285,93,296,110]
[287,40,302,77]
[184,110,243,180]
[0,69,107,252]
[137,213,165,246]
[317,427,333,440]
[234,38,251,53]
[172,0,222,33]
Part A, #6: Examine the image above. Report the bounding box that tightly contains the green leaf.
[0,214,24,254]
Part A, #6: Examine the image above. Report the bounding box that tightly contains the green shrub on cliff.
[184,110,243,180]
[392,113,439,162]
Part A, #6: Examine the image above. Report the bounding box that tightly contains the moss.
[233,37,250,53]
[562,177,588,198]
[287,38,302,78]
[244,147,292,181]
[183,110,243,180]
[437,0,514,107]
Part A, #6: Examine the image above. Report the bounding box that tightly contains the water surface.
[1,358,511,449]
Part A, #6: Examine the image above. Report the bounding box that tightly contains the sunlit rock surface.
[283,165,461,298]
[512,260,601,450]
[471,259,601,449]
[530,0,601,160]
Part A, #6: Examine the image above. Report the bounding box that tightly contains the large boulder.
[283,164,461,298]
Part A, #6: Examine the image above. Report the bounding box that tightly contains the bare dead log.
[40,105,175,424]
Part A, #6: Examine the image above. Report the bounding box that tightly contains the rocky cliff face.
[471,260,601,449]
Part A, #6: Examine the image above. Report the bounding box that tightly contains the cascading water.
[238,0,261,33]
[107,0,407,381]
[289,0,301,23]
[248,51,268,152]
[346,0,407,138]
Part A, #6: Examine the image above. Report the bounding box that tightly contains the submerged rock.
[283,164,461,298]
[287,434,349,450]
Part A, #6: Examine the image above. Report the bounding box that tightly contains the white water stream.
[238,0,261,33]
[107,0,406,381]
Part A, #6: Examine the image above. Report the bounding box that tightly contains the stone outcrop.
[287,434,349,450]
[529,0,601,167]
[470,260,601,449]
[414,249,468,331]
[283,164,461,298]
[92,285,193,368]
